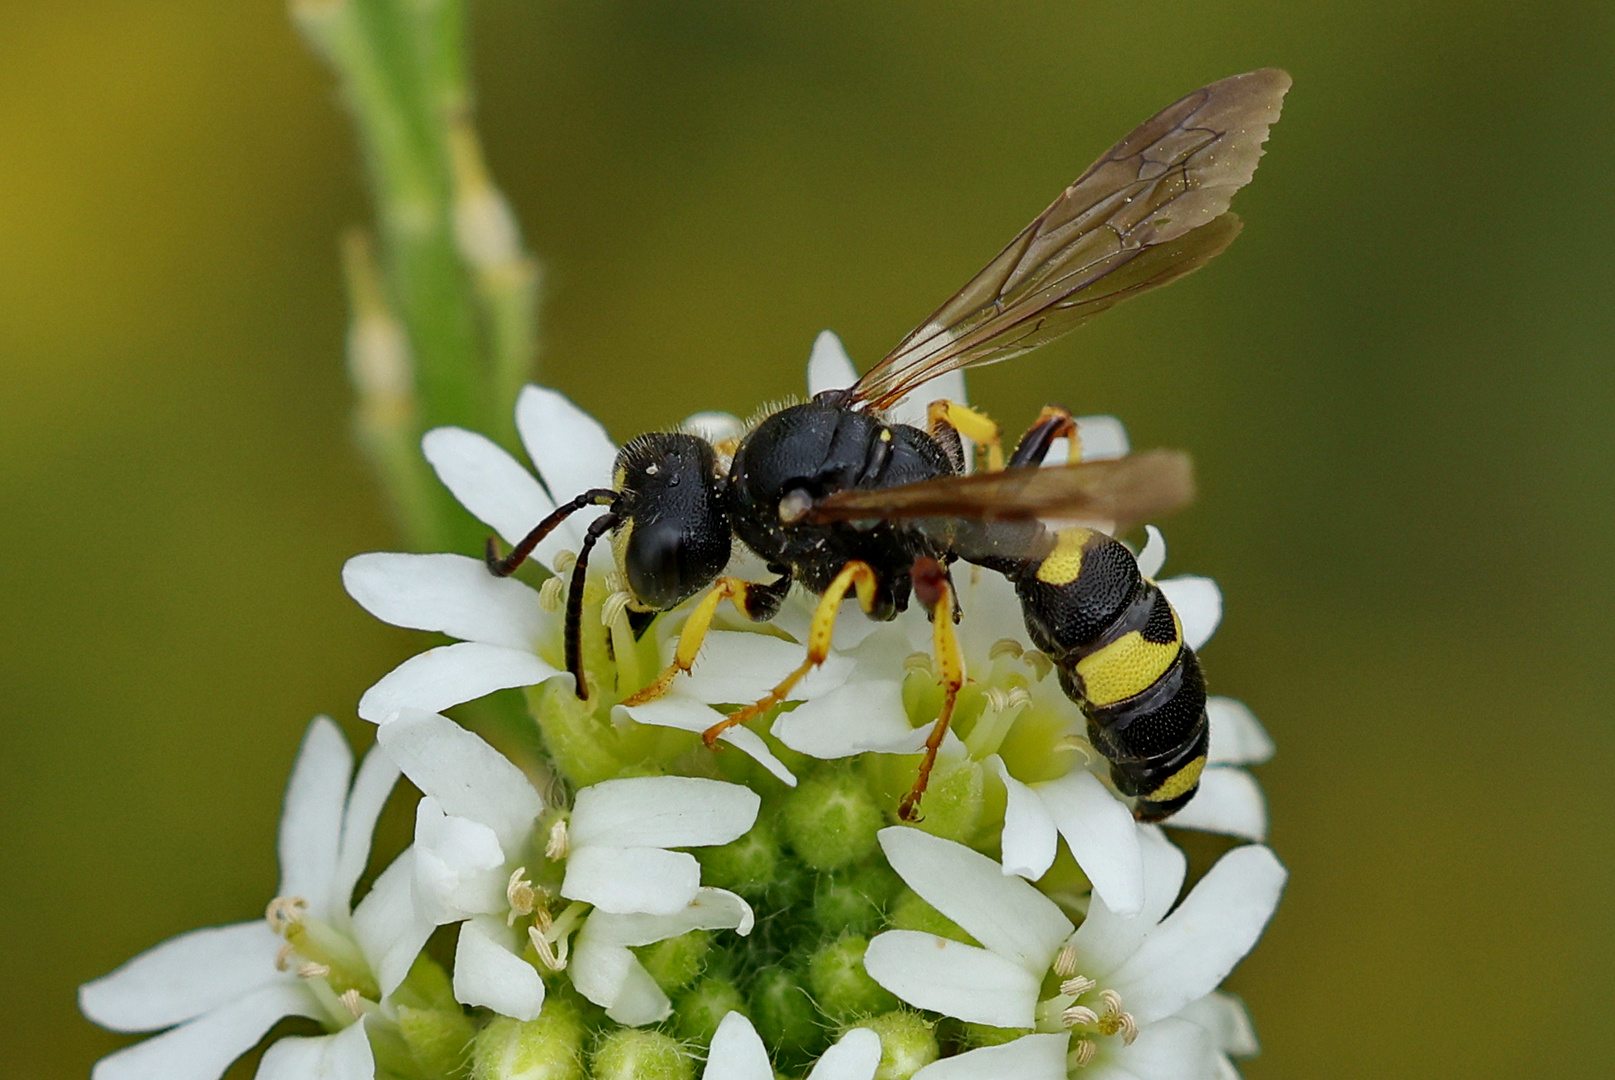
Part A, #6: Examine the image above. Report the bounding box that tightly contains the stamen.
[1054,733,1096,764]
[528,924,567,972]
[903,652,934,676]
[1060,975,1097,997]
[539,577,564,612]
[507,867,543,923]
[1068,1039,1097,1068]
[1052,943,1078,978]
[265,896,308,934]
[296,961,331,979]
[552,550,577,574]
[988,638,1024,662]
[1061,1005,1099,1027]
[339,988,365,1019]
[1099,989,1123,1014]
[1097,989,1139,1044]
[603,570,628,595]
[545,817,570,861]
[1022,650,1054,681]
[274,942,296,971]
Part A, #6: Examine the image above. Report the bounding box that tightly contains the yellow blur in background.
[3,2,1612,1077]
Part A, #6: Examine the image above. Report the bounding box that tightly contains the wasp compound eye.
[777,488,814,524]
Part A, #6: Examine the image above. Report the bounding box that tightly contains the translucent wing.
[849,68,1290,410]
[807,450,1194,533]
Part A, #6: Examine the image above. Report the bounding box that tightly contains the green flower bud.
[811,864,901,935]
[673,974,748,1044]
[807,934,897,1024]
[782,765,883,870]
[472,998,585,1080]
[861,1009,939,1080]
[888,888,979,947]
[696,817,783,897]
[635,930,711,993]
[589,1029,692,1080]
[749,967,817,1061]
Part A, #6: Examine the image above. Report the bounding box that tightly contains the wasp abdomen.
[1012,527,1209,821]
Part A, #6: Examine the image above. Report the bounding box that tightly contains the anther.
[603,570,628,595]
[507,867,543,923]
[539,577,564,612]
[1022,650,1055,681]
[1061,1005,1099,1028]
[601,590,633,628]
[545,818,570,861]
[1068,1039,1097,1068]
[340,988,364,1019]
[989,638,1024,662]
[552,550,577,574]
[296,961,331,980]
[265,896,308,934]
[274,942,296,971]
[1060,975,1097,997]
[1099,989,1123,1014]
[1054,733,1096,764]
[528,924,567,972]
[1052,943,1079,978]
[984,686,1010,714]
[903,652,934,676]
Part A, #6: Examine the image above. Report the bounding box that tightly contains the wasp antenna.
[486,488,618,578]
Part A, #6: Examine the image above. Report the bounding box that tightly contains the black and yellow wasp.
[488,69,1290,822]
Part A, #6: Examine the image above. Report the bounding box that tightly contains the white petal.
[351,849,435,996]
[1166,768,1267,842]
[1107,846,1287,1024]
[568,934,670,1025]
[277,717,352,907]
[910,1033,1070,1080]
[770,675,912,759]
[89,982,315,1080]
[877,828,1072,970]
[358,642,559,724]
[1157,576,1221,651]
[342,552,548,650]
[863,931,1041,1028]
[615,698,797,786]
[807,1028,883,1080]
[1136,526,1167,580]
[79,922,286,1032]
[515,386,617,539]
[1034,770,1146,917]
[678,630,854,704]
[1068,827,1185,979]
[1107,1017,1217,1080]
[1206,698,1275,766]
[254,1017,374,1080]
[582,888,756,948]
[376,709,544,853]
[570,776,761,849]
[1176,992,1259,1057]
[681,411,745,444]
[704,1011,773,1080]
[422,426,558,554]
[807,330,859,395]
[887,367,968,431]
[453,917,546,1021]
[332,746,401,913]
[988,757,1058,882]
[413,799,509,921]
[561,846,701,915]
[1074,415,1129,462]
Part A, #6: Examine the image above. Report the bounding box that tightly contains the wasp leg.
[899,557,966,822]
[700,560,880,747]
[620,576,789,706]
[927,400,1005,472]
[1007,405,1082,468]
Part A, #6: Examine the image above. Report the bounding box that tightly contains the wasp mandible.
[488,69,1290,822]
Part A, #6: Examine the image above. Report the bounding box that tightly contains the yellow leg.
[928,399,1006,472]
[621,578,759,707]
[701,561,880,747]
[899,560,966,822]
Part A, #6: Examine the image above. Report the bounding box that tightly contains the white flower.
[376,707,761,1022]
[79,718,428,1080]
[864,827,1286,1080]
[701,1011,882,1080]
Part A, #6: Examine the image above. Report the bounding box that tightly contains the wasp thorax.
[777,488,813,524]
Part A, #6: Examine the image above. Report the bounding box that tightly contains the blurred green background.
[4,1,1612,1076]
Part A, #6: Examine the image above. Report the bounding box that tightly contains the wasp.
[488,69,1289,822]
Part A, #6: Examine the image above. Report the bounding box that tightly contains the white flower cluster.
[83,332,1284,1080]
